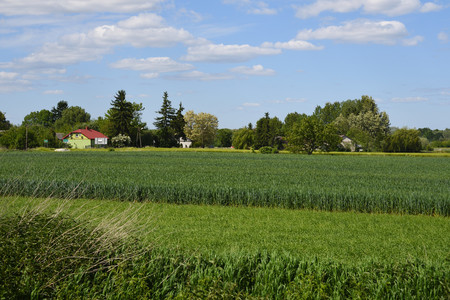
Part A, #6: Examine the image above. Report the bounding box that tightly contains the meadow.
[0,150,449,215]
[0,150,449,298]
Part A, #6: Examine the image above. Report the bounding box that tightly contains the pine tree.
[109,90,134,136]
[172,102,186,140]
[154,92,177,147]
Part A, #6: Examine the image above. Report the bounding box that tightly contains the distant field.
[0,151,449,215]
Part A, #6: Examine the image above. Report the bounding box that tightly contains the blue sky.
[0,0,449,129]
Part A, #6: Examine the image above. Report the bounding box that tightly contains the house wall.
[67,133,92,149]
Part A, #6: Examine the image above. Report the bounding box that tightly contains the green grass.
[3,197,449,265]
[1,151,449,215]
[1,196,449,298]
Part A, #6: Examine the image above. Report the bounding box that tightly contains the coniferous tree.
[172,102,186,140]
[108,90,134,136]
[154,92,177,147]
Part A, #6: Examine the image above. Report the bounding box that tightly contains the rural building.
[179,137,193,148]
[340,135,362,152]
[62,127,108,149]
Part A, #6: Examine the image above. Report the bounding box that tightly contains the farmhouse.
[62,127,108,149]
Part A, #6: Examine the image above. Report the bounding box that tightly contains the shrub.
[259,146,276,154]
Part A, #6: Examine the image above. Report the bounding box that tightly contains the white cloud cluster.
[295,0,442,18]
[230,65,275,76]
[261,40,324,50]
[223,0,277,15]
[111,57,194,73]
[168,71,233,81]
[43,90,64,95]
[182,43,281,63]
[0,0,164,15]
[8,13,196,69]
[296,20,421,45]
[0,71,30,92]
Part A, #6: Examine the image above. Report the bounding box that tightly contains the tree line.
[0,93,448,153]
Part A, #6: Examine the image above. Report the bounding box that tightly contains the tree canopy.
[184,111,218,147]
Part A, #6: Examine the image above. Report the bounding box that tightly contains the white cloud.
[141,73,159,79]
[167,71,234,81]
[392,96,429,103]
[230,65,275,76]
[111,57,194,73]
[43,89,63,95]
[7,13,197,69]
[295,0,441,18]
[296,20,411,45]
[0,71,31,92]
[420,2,443,12]
[0,0,164,15]
[182,43,281,63]
[438,32,448,43]
[223,0,277,15]
[402,35,424,46]
[261,40,324,50]
[242,102,261,107]
[0,71,19,80]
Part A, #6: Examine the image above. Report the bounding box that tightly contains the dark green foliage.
[287,115,340,154]
[51,100,69,123]
[154,92,177,147]
[232,127,255,149]
[0,111,11,130]
[0,125,61,149]
[383,128,422,152]
[108,90,134,136]
[215,128,233,147]
[54,106,91,132]
[172,102,186,140]
[254,113,282,149]
[259,146,278,154]
[22,109,53,127]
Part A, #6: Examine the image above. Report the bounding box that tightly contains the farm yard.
[1,150,449,298]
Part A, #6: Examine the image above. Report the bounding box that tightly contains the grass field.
[1,151,449,215]
[1,150,449,298]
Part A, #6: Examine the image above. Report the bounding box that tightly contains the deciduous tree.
[184,111,218,148]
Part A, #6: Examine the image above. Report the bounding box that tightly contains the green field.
[1,150,449,298]
[1,150,449,215]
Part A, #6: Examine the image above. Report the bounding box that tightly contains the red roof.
[63,128,108,140]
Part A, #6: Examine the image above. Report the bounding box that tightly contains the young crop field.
[1,196,449,298]
[0,150,449,215]
[0,150,449,298]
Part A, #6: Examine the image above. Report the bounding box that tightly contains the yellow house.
[63,127,108,149]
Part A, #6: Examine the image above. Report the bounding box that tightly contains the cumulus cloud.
[182,43,281,63]
[296,20,415,45]
[391,96,429,103]
[261,40,324,50]
[167,70,233,81]
[230,65,275,76]
[402,35,424,46]
[0,0,164,15]
[7,13,196,69]
[223,0,277,15]
[43,89,63,94]
[295,0,442,18]
[111,57,194,73]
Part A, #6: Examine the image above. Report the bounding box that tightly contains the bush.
[259,146,278,154]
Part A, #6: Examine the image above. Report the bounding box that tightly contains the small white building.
[340,135,362,152]
[179,137,193,148]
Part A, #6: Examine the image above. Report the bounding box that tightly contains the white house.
[179,137,193,148]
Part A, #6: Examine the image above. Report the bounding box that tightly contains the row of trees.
[1,94,448,152]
